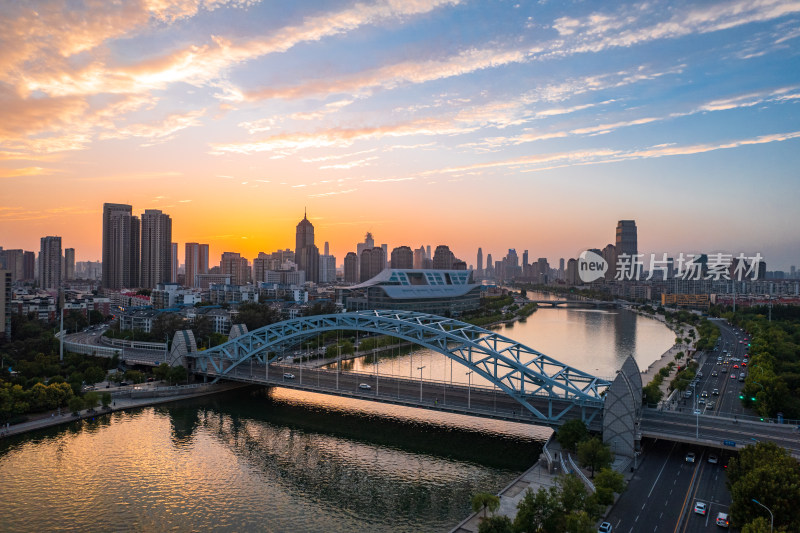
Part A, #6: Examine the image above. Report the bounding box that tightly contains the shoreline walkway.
[1,381,245,439]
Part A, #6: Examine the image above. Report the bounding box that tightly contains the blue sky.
[1,0,799,269]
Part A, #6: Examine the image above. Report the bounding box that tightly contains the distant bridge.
[528,299,621,308]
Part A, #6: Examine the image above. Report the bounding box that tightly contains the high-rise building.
[23,251,35,280]
[486,253,493,277]
[390,246,413,269]
[171,243,178,283]
[477,248,483,274]
[566,258,578,285]
[426,245,431,260]
[184,242,209,288]
[3,249,24,281]
[220,252,251,285]
[344,252,359,283]
[102,203,140,289]
[602,244,616,281]
[39,236,62,290]
[1,269,10,338]
[432,245,455,270]
[615,220,638,271]
[357,232,375,258]
[360,247,385,281]
[791,265,797,279]
[381,244,388,269]
[319,253,336,283]
[522,250,529,270]
[62,248,75,280]
[140,209,172,289]
[324,241,330,256]
[413,246,426,269]
[295,211,319,283]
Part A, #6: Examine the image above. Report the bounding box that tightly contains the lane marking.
[673,450,705,533]
[649,442,676,499]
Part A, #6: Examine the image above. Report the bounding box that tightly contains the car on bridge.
[358,383,372,390]
[283,373,295,379]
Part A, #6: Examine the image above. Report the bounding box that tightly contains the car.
[706,401,715,408]
[358,383,372,390]
[697,371,703,378]
[283,373,295,379]
[711,371,718,376]
[730,373,737,379]
[733,364,739,369]
[694,501,707,515]
[712,388,719,395]
[598,522,613,533]
[716,512,730,527]
[721,367,728,373]
[686,451,696,462]
[708,454,718,464]
[742,362,747,367]
[683,390,692,398]
[701,390,709,398]
[698,398,705,405]
[693,408,701,415]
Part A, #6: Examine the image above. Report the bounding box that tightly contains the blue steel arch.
[190,310,610,424]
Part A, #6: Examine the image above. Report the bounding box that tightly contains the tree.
[83,391,99,411]
[478,515,513,533]
[153,363,171,382]
[577,437,612,478]
[740,516,774,533]
[167,365,187,385]
[556,419,589,452]
[472,492,500,519]
[235,302,281,331]
[594,468,625,494]
[84,365,106,385]
[513,486,560,533]
[557,474,590,515]
[564,510,594,533]
[68,396,84,415]
[101,392,112,409]
[642,382,663,405]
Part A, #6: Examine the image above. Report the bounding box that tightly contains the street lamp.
[466,370,473,409]
[751,498,773,533]
[418,366,425,402]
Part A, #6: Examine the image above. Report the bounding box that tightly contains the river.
[0,296,673,532]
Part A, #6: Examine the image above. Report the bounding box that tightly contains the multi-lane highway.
[606,439,733,533]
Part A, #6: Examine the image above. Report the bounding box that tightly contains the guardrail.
[111,383,216,399]
[63,341,122,357]
[568,452,595,492]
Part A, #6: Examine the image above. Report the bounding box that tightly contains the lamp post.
[418,366,425,402]
[59,307,65,362]
[751,498,773,533]
[466,371,473,409]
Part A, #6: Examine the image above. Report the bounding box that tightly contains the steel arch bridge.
[189,310,611,425]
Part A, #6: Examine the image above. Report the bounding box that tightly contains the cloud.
[98,109,206,143]
[210,117,477,155]
[0,167,48,179]
[308,188,358,198]
[319,157,378,170]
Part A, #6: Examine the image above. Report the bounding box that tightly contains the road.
[605,439,733,533]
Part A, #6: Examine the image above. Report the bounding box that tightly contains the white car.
[694,501,707,515]
[598,522,613,533]
[708,454,718,464]
[358,383,372,390]
[283,373,295,379]
[686,452,696,463]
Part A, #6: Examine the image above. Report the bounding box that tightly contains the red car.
[733,364,739,369]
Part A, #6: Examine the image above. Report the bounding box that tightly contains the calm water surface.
[0,300,672,532]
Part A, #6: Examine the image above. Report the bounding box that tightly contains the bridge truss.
[190,310,610,425]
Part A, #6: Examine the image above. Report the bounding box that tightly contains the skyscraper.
[63,248,75,280]
[171,243,178,283]
[39,236,62,290]
[344,252,359,283]
[390,246,413,269]
[102,203,140,289]
[0,269,10,339]
[3,249,24,281]
[185,242,209,288]
[357,232,374,258]
[413,246,426,269]
[602,244,616,280]
[140,209,172,289]
[23,251,35,280]
[295,211,319,283]
[477,248,483,274]
[432,245,455,270]
[615,220,638,263]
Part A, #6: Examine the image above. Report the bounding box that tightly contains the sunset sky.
[2,0,799,269]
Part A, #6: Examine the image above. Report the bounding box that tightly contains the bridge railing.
[206,361,607,408]
[567,453,595,492]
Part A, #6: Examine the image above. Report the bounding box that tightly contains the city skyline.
[2,1,799,268]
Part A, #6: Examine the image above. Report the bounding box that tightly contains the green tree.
[642,382,663,404]
[83,391,99,411]
[101,392,112,409]
[577,437,612,478]
[235,302,281,331]
[513,486,560,533]
[557,474,590,515]
[740,516,774,533]
[472,492,501,519]
[167,365,187,385]
[564,510,594,533]
[84,365,106,385]
[153,363,171,382]
[124,370,145,384]
[68,396,84,415]
[478,515,513,533]
[556,419,589,452]
[594,468,625,494]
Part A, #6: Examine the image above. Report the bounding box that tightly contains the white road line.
[642,503,647,510]
[648,446,673,499]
